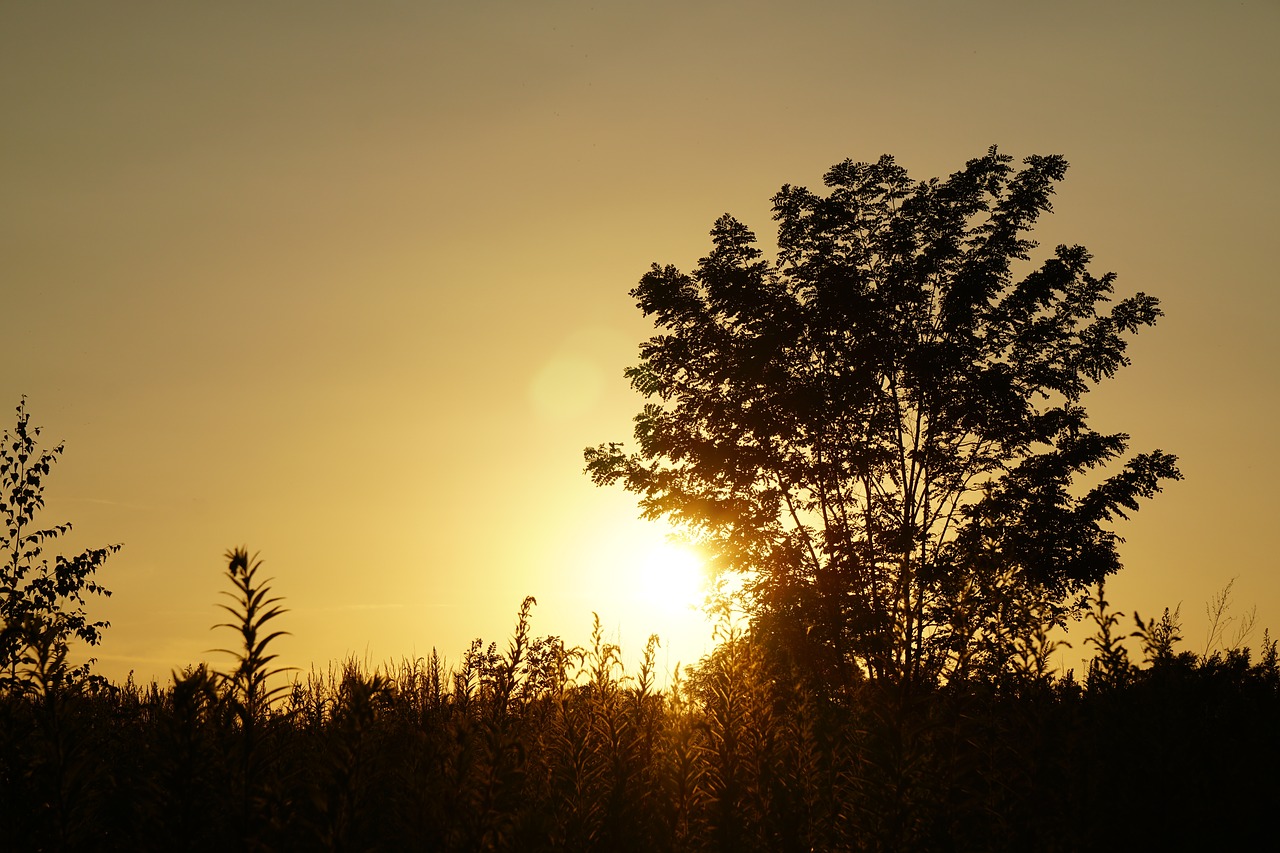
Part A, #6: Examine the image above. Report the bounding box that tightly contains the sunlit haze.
[3,1,1277,686]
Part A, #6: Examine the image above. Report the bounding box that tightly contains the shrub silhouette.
[1,398,118,695]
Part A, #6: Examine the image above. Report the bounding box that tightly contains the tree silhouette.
[586,148,1181,687]
[0,399,117,694]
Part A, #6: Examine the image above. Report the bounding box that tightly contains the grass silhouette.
[0,549,1277,850]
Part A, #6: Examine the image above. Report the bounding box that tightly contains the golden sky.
[3,1,1277,685]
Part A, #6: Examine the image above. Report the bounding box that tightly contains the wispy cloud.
[299,603,426,613]
[65,497,160,511]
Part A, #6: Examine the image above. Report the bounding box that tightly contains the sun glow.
[562,516,719,677]
[636,540,706,614]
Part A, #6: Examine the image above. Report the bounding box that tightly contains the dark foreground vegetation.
[5,148,1278,849]
[2,588,1278,851]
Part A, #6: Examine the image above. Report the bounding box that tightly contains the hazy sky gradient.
[4,1,1277,684]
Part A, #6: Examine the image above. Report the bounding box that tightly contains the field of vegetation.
[2,560,1277,851]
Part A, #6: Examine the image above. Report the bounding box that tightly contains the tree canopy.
[586,148,1181,687]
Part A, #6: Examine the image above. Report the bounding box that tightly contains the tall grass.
[1,559,1278,850]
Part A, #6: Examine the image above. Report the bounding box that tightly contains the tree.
[0,399,117,693]
[586,148,1180,687]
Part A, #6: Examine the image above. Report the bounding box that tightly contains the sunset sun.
[636,540,706,614]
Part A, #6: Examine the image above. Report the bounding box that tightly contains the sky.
[3,1,1277,687]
